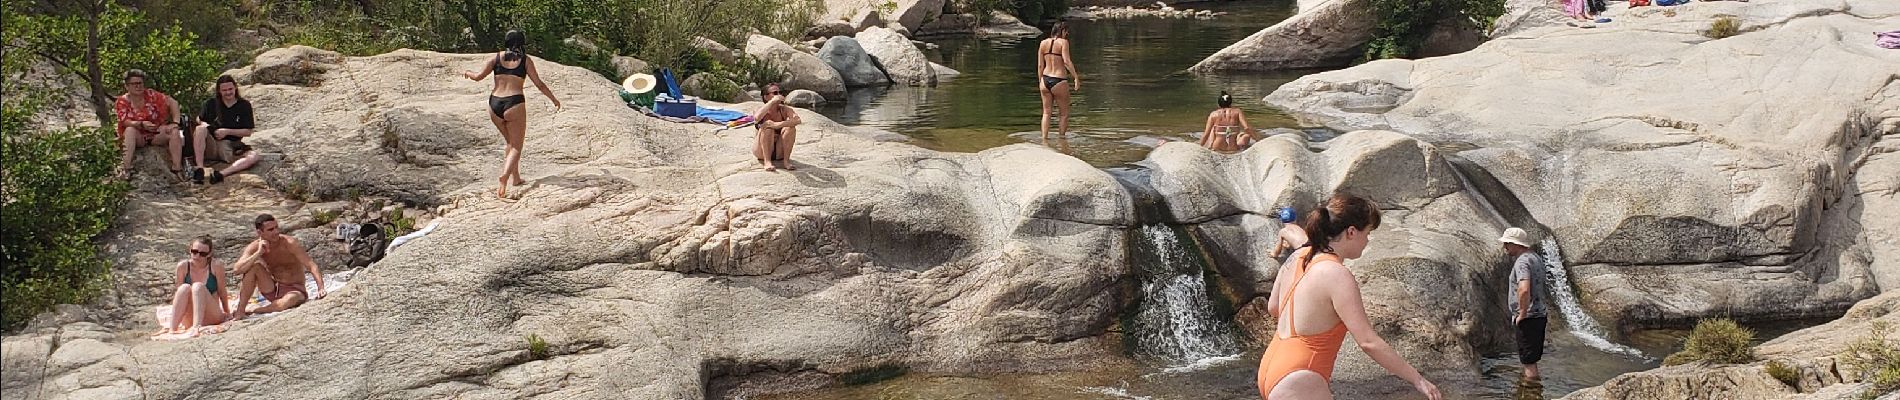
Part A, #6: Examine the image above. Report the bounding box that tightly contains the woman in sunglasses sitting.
[157,236,232,336]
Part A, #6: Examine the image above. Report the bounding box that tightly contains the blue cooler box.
[655,94,697,118]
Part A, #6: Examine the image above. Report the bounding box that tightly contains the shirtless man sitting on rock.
[229,214,327,319]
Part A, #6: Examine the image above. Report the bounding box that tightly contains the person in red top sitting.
[114,69,185,180]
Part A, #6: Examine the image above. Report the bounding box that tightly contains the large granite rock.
[1563,291,1900,400]
[1188,0,1376,72]
[1264,0,1900,329]
[855,27,937,87]
[692,36,739,66]
[743,34,848,98]
[815,36,892,87]
[1,48,1133,400]
[818,0,944,33]
[1141,131,1519,396]
[976,11,1043,38]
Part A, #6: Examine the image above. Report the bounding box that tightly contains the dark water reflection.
[813,0,1317,167]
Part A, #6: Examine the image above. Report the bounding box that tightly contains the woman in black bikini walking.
[462,30,561,199]
[1037,22,1079,140]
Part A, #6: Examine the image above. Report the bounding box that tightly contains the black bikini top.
[493,52,527,77]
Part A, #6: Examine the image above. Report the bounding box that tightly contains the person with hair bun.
[1258,193,1442,400]
[463,29,562,199]
[1200,90,1254,152]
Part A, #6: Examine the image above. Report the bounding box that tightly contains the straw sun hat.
[622,73,657,94]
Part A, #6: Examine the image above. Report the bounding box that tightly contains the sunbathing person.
[155,236,231,336]
[1200,91,1254,152]
[190,75,263,183]
[229,214,326,319]
[752,83,802,171]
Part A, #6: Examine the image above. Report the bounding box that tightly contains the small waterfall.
[1540,238,1651,360]
[1128,224,1242,365]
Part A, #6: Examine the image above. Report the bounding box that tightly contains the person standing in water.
[1258,194,1442,400]
[463,30,561,199]
[1499,227,1549,381]
[1036,21,1079,140]
[1200,91,1254,151]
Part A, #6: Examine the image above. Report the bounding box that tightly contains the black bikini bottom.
[489,95,526,118]
[1041,75,1069,90]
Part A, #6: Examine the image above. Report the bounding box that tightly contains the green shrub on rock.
[1364,0,1506,61]
[1764,359,1799,388]
[1664,318,1757,366]
[1843,322,1900,400]
[1705,16,1741,39]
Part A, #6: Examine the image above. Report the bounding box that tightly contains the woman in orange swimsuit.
[1258,193,1442,400]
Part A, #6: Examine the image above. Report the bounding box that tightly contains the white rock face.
[1188,0,1377,72]
[1264,0,1900,327]
[855,27,938,87]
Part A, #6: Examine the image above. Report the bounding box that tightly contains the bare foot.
[762,161,776,172]
[496,185,509,200]
[780,161,797,171]
[511,176,526,186]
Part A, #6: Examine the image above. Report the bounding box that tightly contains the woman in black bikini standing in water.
[1037,22,1079,140]
[462,30,561,199]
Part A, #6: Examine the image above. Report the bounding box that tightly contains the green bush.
[1704,16,1740,39]
[2,0,205,331]
[135,0,239,48]
[1664,318,1758,366]
[1843,322,1900,400]
[526,333,550,359]
[0,106,130,330]
[1363,0,1505,61]
[1765,359,1799,388]
[243,0,820,81]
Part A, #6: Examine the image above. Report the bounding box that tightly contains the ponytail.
[1298,193,1382,268]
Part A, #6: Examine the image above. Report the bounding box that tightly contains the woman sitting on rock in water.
[1200,91,1254,151]
[1259,193,1441,400]
[156,236,230,337]
[752,83,802,171]
[1037,21,1079,139]
[462,30,561,199]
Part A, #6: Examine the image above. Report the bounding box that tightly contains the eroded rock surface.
[2,47,1133,400]
[1264,0,1900,329]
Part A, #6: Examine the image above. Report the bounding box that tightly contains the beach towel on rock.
[695,107,748,124]
[1879,31,1900,49]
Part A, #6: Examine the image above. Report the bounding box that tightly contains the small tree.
[3,0,221,126]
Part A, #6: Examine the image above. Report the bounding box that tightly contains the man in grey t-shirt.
[1500,227,1548,380]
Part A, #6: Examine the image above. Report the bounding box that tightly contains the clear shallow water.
[813,0,1316,167]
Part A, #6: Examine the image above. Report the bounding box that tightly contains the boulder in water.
[856,27,936,86]
[784,89,826,107]
[815,36,892,87]
[744,34,848,98]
